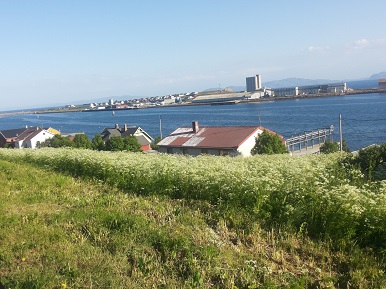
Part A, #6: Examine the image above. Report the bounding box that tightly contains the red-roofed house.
[158,121,283,157]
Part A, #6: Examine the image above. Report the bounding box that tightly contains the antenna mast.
[339,114,343,152]
[159,115,163,139]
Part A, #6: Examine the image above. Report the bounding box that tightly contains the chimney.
[124,124,128,132]
[115,124,119,129]
[192,121,199,133]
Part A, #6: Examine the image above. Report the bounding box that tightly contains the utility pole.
[159,115,163,139]
[339,114,343,152]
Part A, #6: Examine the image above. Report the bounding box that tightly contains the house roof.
[158,125,275,149]
[0,127,39,139]
[15,127,43,141]
[100,125,153,142]
[101,128,121,142]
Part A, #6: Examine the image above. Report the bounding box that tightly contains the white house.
[158,121,283,157]
[14,127,55,149]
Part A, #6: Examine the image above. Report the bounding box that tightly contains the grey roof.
[100,128,122,142]
[100,125,153,143]
[0,127,40,139]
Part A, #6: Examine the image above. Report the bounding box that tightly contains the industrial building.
[246,75,262,92]
[273,82,347,97]
[379,79,386,89]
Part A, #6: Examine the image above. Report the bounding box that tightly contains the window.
[182,148,188,155]
[219,150,230,156]
[201,149,208,155]
[167,148,173,154]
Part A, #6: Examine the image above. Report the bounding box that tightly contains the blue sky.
[1,0,386,110]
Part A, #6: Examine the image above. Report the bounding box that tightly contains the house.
[0,127,30,148]
[100,124,154,151]
[0,126,59,148]
[157,121,283,157]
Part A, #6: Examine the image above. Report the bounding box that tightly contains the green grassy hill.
[0,148,385,288]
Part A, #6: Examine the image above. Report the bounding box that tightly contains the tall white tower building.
[246,74,262,92]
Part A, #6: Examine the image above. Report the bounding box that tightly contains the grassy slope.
[0,156,385,288]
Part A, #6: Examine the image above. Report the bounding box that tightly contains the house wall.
[159,146,238,156]
[31,131,54,148]
[15,131,54,149]
[141,144,151,151]
[0,136,6,148]
[237,129,263,157]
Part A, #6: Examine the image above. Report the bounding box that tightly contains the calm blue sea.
[1,93,386,151]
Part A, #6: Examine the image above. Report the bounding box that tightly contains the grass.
[0,149,385,288]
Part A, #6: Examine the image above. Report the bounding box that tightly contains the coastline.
[1,88,385,118]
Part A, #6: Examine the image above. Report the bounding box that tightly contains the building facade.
[379,79,386,89]
[246,75,262,92]
[158,121,283,157]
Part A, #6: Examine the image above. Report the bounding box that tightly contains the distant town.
[65,74,386,113]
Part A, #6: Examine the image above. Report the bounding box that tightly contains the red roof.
[158,125,279,149]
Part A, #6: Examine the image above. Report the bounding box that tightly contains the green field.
[0,148,385,288]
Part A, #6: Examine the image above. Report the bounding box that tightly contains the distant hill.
[370,71,386,79]
[263,78,341,89]
[346,79,378,89]
[203,72,386,92]
[202,86,246,92]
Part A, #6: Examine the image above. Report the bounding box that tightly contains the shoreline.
[1,88,386,117]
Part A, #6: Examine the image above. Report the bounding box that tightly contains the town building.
[273,82,347,97]
[274,87,299,97]
[246,74,262,92]
[379,78,386,89]
[100,124,154,151]
[158,121,283,157]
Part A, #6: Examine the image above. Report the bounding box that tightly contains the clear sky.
[1,0,386,110]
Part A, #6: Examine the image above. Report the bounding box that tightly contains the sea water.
[1,93,385,151]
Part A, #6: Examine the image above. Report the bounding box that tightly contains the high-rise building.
[379,79,386,89]
[246,75,261,92]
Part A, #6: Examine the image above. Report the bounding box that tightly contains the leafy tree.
[123,135,142,152]
[251,130,288,155]
[341,139,350,153]
[40,135,74,148]
[357,145,382,180]
[320,140,339,154]
[92,134,105,151]
[73,134,92,149]
[151,136,162,150]
[105,136,124,151]
[3,142,15,149]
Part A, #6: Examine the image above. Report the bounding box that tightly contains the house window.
[182,148,188,155]
[219,150,229,156]
[167,148,173,154]
[201,149,208,155]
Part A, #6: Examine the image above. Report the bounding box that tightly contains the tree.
[40,135,74,148]
[341,139,350,153]
[357,145,382,179]
[151,136,162,150]
[73,134,92,149]
[92,134,105,151]
[105,136,124,151]
[251,130,288,155]
[123,135,142,152]
[320,140,339,154]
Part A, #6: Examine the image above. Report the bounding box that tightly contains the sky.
[1,0,386,110]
